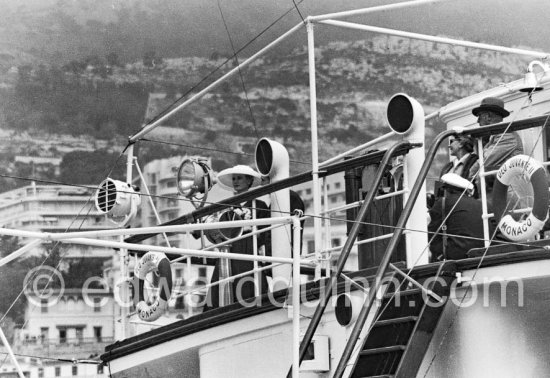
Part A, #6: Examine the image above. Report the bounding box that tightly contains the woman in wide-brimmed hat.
[204,165,269,311]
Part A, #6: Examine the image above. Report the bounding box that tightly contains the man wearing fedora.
[468,97,523,181]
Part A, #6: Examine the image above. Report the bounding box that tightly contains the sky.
[2,0,550,61]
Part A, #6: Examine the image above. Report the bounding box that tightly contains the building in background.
[0,184,114,258]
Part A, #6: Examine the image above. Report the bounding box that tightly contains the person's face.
[232,174,252,193]
[448,138,461,157]
[477,110,503,126]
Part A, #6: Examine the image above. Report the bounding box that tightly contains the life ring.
[493,155,549,241]
[134,252,173,322]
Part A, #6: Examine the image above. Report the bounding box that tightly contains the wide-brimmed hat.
[472,97,510,118]
[217,165,261,191]
[440,173,474,192]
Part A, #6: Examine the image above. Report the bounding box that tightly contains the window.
[55,366,61,377]
[335,182,341,189]
[59,329,66,344]
[38,368,44,378]
[40,327,48,342]
[198,267,207,278]
[97,364,104,374]
[175,296,185,310]
[41,299,48,313]
[332,238,341,247]
[307,240,315,253]
[175,269,183,278]
[93,297,101,312]
[72,365,78,375]
[75,328,83,343]
[94,326,102,342]
[306,188,311,195]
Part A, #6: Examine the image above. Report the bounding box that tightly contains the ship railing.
[293,115,550,376]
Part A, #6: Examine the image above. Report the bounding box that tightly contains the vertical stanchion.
[292,216,302,378]
[306,19,323,280]
[477,138,491,247]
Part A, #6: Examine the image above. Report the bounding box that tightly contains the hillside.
[0,33,531,189]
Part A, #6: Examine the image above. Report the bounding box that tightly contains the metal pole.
[292,216,302,378]
[119,144,135,339]
[306,19,323,280]
[130,22,305,143]
[0,240,42,267]
[317,19,550,59]
[477,139,491,247]
[290,142,412,376]
[309,0,449,22]
[0,326,25,378]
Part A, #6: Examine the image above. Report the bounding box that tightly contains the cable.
[291,0,306,24]
[137,0,308,134]
[217,0,260,141]
[0,147,129,371]
[422,95,550,376]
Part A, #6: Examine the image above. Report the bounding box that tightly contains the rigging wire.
[422,94,550,376]
[140,137,311,166]
[291,0,306,24]
[136,0,307,134]
[0,149,128,371]
[0,168,542,253]
[217,0,260,140]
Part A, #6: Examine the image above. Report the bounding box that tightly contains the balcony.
[16,337,114,358]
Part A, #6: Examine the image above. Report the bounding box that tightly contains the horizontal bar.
[130,22,305,143]
[318,20,550,59]
[125,143,420,244]
[309,0,448,22]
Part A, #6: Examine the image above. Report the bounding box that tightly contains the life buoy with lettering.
[134,252,173,322]
[493,155,549,241]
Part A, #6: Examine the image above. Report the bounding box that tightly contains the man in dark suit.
[428,173,485,261]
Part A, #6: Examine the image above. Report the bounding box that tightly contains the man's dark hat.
[472,97,510,118]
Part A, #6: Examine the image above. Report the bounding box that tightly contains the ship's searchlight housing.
[95,178,141,227]
[387,93,424,137]
[177,158,215,208]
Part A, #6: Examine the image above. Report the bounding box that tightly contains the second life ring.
[134,252,173,322]
[493,155,549,241]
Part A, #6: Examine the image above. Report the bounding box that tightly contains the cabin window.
[38,368,44,378]
[97,364,104,374]
[72,365,78,375]
[55,366,61,376]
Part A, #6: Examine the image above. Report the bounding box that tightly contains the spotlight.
[95,178,141,227]
[177,158,215,208]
